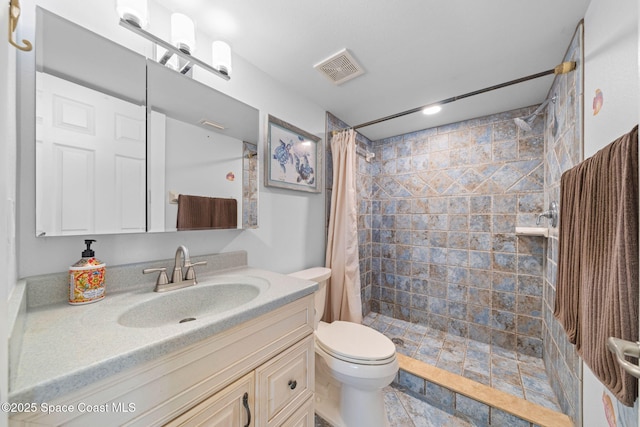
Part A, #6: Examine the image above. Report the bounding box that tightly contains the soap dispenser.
[69,239,106,305]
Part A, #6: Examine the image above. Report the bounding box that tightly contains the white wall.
[582,0,639,425]
[1,0,18,423]
[164,118,244,230]
[17,0,327,277]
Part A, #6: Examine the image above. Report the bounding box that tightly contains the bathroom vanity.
[8,252,317,426]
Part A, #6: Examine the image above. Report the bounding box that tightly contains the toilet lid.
[315,321,396,363]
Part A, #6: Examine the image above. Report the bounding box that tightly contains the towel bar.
[607,337,640,379]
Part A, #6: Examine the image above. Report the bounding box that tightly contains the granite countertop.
[9,266,317,404]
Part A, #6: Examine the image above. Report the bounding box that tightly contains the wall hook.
[8,0,32,52]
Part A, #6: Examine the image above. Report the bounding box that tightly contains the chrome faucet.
[143,245,207,292]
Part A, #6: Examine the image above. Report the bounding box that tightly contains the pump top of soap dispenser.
[82,239,96,258]
[71,239,104,268]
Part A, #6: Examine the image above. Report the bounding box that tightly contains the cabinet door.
[165,372,254,427]
[255,335,314,427]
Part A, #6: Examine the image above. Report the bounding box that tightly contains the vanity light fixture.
[212,41,232,76]
[8,0,32,51]
[158,13,196,74]
[118,4,231,81]
[116,0,148,29]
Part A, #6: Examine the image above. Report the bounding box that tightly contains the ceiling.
[157,0,591,141]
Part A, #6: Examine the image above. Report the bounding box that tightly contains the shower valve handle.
[536,201,558,228]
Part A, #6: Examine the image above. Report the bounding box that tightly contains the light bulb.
[116,0,148,29]
[212,41,232,76]
[171,13,195,54]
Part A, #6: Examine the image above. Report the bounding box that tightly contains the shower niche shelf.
[515,227,549,238]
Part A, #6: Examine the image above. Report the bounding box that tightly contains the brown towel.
[177,195,237,230]
[177,195,212,230]
[554,125,639,406]
[554,161,587,344]
[211,197,238,229]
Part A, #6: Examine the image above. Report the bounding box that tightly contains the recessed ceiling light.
[422,105,442,115]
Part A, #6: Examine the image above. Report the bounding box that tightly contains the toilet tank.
[288,267,331,327]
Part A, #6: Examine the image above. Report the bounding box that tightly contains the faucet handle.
[143,267,169,290]
[184,261,207,283]
[536,212,549,226]
[536,201,559,227]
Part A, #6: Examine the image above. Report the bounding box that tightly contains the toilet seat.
[315,321,396,366]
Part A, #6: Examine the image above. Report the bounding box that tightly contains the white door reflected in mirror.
[36,72,146,236]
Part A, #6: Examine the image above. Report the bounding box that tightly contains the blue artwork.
[269,119,318,191]
[273,139,293,174]
[294,153,315,185]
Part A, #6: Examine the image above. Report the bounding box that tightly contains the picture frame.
[265,114,322,193]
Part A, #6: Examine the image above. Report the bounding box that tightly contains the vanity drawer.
[164,372,254,427]
[281,396,314,427]
[255,335,314,427]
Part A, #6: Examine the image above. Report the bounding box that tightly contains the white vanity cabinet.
[166,336,314,427]
[10,295,315,427]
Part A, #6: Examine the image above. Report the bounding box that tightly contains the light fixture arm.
[119,18,230,81]
[8,0,32,51]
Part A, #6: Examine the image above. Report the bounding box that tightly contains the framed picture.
[265,114,322,193]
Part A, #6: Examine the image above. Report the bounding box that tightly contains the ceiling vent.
[314,49,365,85]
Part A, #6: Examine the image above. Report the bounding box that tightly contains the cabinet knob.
[288,380,297,390]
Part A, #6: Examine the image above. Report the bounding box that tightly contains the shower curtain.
[324,129,363,323]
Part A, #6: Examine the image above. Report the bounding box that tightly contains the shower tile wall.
[326,113,375,316]
[542,24,583,424]
[369,108,546,357]
[242,142,258,228]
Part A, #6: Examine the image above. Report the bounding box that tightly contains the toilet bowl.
[288,267,398,427]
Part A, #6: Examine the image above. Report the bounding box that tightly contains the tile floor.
[363,312,561,412]
[315,384,476,427]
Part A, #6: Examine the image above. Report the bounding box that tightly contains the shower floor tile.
[365,312,562,413]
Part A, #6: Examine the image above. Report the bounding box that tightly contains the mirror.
[35,8,259,236]
[146,60,259,231]
[35,8,147,236]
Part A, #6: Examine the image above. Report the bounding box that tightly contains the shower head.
[514,117,534,132]
[514,95,557,132]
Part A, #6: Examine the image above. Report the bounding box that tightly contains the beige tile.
[397,353,573,427]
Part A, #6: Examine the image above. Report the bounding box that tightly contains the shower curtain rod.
[351,61,576,130]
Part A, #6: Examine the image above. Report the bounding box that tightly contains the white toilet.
[289,267,398,427]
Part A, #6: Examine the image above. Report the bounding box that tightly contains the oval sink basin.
[118,283,261,328]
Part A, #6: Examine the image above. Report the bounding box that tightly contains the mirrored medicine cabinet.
[34,7,259,237]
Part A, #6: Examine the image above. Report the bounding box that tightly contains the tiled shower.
[329,108,548,357]
[367,109,547,359]
[326,24,583,423]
